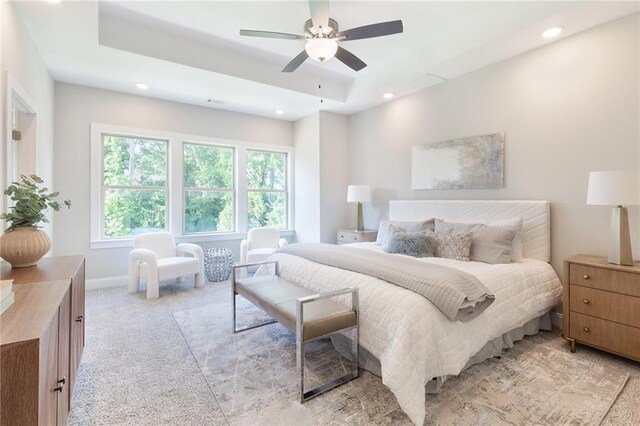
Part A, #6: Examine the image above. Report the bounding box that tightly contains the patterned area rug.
[174,294,630,426]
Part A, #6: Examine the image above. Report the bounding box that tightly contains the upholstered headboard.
[389,200,551,262]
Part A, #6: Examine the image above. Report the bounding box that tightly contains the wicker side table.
[204,248,234,282]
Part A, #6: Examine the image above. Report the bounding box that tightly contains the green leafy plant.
[1,175,71,232]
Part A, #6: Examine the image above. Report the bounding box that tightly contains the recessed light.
[275,109,285,116]
[135,82,149,90]
[383,92,394,99]
[542,26,563,39]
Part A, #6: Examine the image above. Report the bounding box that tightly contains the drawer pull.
[583,274,590,280]
[583,327,590,333]
[353,236,358,240]
[54,377,66,393]
[583,299,590,305]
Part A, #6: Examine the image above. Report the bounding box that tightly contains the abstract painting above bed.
[411,133,504,189]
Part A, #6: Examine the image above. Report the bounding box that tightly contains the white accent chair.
[128,232,205,299]
[240,227,288,265]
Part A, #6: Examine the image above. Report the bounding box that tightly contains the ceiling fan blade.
[335,46,366,72]
[282,50,309,72]
[337,20,403,41]
[309,0,330,31]
[239,29,305,40]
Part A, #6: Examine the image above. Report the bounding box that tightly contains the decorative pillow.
[426,229,473,262]
[383,227,437,258]
[489,218,523,261]
[435,220,516,264]
[441,217,523,261]
[375,219,435,246]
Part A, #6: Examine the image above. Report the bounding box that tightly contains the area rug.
[174,295,630,426]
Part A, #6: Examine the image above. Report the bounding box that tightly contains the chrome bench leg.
[297,288,360,403]
[231,261,280,334]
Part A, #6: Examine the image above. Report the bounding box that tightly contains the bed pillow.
[441,217,524,261]
[435,220,516,264]
[375,219,435,246]
[490,218,523,261]
[383,227,437,258]
[425,229,473,262]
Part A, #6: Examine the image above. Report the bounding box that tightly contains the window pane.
[185,191,233,233]
[246,150,286,190]
[104,189,166,238]
[103,135,167,187]
[184,144,233,189]
[248,191,286,229]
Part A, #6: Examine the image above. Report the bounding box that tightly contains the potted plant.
[0,175,71,268]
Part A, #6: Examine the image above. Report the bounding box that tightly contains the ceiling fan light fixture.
[305,38,338,62]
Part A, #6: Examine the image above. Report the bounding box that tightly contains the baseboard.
[86,275,128,291]
[551,311,563,330]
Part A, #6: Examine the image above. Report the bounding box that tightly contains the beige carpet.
[69,279,639,425]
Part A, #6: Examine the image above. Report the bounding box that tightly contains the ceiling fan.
[239,0,403,73]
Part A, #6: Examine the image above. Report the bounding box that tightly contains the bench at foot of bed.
[231,260,359,402]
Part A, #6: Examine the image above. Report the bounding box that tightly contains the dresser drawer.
[570,312,640,360]
[569,264,640,297]
[570,285,640,328]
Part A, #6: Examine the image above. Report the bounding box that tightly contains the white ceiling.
[14,0,640,121]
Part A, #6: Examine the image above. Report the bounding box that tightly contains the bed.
[267,200,563,425]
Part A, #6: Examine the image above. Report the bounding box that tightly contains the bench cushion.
[235,276,357,341]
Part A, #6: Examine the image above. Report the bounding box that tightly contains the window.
[183,143,234,233]
[246,150,287,229]
[90,123,293,248]
[101,134,167,238]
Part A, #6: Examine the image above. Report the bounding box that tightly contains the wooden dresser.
[337,229,378,245]
[562,254,640,361]
[0,256,85,425]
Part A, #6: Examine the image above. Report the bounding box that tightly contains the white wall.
[294,112,321,243]
[348,13,640,276]
[294,111,349,244]
[319,112,349,243]
[0,1,4,222]
[53,82,294,279]
[1,0,55,238]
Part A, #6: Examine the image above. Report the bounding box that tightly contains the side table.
[204,248,234,282]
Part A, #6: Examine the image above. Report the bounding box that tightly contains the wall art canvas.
[411,133,504,190]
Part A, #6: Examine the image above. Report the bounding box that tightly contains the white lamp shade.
[305,38,338,62]
[347,185,371,203]
[587,171,640,206]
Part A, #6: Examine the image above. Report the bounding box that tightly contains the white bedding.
[268,242,562,425]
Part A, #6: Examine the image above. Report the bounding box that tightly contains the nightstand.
[562,254,640,361]
[337,229,377,245]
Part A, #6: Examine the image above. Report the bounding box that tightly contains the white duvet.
[268,243,562,425]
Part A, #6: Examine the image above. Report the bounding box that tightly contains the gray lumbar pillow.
[376,218,435,246]
[383,226,437,258]
[434,219,516,264]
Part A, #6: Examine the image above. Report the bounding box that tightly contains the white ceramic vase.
[0,226,52,268]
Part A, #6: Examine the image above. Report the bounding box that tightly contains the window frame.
[182,141,236,235]
[246,149,289,230]
[100,133,170,239]
[90,123,294,249]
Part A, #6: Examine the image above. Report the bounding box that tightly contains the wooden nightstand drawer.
[569,263,640,297]
[563,255,640,361]
[570,285,640,328]
[570,312,640,360]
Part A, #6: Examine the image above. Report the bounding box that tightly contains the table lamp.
[347,185,371,232]
[587,171,640,265]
